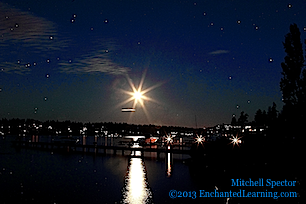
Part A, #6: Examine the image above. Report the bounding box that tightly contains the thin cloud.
[59,40,130,75]
[59,53,130,75]
[0,62,31,75]
[0,2,66,74]
[0,2,129,76]
[0,2,58,45]
[208,50,230,55]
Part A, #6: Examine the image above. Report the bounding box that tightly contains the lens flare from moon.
[116,69,164,123]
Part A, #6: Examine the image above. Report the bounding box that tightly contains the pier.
[11,140,192,158]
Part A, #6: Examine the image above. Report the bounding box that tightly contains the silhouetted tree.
[231,116,237,125]
[254,102,278,127]
[254,109,266,126]
[301,39,306,117]
[267,102,278,124]
[280,24,305,122]
[237,111,248,126]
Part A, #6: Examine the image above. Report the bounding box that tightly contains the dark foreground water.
[0,135,303,204]
[0,135,195,204]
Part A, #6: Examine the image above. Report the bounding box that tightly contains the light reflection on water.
[167,152,172,177]
[121,156,152,203]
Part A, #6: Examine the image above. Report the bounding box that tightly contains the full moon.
[133,91,143,101]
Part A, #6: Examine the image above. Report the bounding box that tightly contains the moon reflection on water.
[121,156,153,204]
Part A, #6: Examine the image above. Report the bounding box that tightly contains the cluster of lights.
[67,127,72,133]
[80,127,87,135]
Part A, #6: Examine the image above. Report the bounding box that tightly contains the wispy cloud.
[0,2,67,74]
[0,2,128,76]
[0,2,58,46]
[208,50,230,55]
[58,41,130,75]
[0,62,32,75]
[59,52,130,75]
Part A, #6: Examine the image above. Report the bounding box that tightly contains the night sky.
[1,0,306,127]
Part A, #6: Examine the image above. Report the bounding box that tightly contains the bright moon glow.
[133,91,143,103]
[118,69,163,108]
[117,69,164,123]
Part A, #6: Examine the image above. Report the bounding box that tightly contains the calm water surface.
[0,135,200,204]
[2,135,301,204]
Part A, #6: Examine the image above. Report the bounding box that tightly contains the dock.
[11,140,192,158]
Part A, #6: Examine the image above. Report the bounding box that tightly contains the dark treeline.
[230,111,249,126]
[232,23,306,141]
[0,118,196,136]
[231,102,278,127]
[253,102,278,126]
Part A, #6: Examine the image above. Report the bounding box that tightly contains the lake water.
[0,135,302,204]
[0,135,204,204]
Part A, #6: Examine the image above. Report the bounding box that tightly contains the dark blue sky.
[1,0,305,127]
